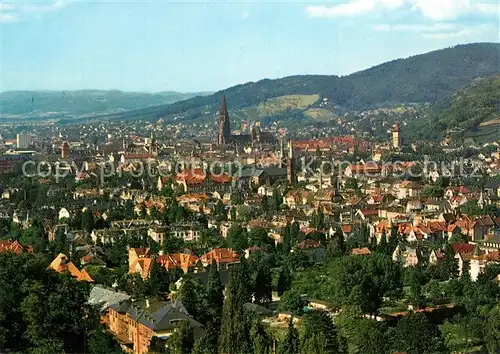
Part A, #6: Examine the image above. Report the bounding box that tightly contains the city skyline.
[1,0,499,93]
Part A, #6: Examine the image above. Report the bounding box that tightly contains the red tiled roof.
[452,243,475,255]
[0,240,33,255]
[201,248,239,265]
[342,225,352,233]
[350,247,371,255]
[360,209,379,216]
[157,253,199,273]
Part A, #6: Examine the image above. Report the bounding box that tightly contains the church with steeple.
[217,92,231,146]
[216,92,275,150]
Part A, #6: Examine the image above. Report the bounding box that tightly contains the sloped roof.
[48,253,94,282]
[451,243,475,255]
[200,248,239,265]
[0,240,33,255]
[157,253,200,273]
[350,247,371,255]
[88,285,131,312]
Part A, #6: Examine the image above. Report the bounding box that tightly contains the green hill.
[406,74,500,143]
[104,42,500,124]
[0,90,211,118]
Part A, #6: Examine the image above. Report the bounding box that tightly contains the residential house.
[48,253,94,282]
[0,239,33,255]
[129,248,153,279]
[106,298,204,354]
[469,247,500,281]
[429,249,444,266]
[452,243,475,277]
[294,239,326,264]
[157,253,201,274]
[392,245,421,267]
[199,248,239,269]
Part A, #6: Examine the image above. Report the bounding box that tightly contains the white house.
[58,207,70,220]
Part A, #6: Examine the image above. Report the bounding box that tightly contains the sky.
[1,0,499,93]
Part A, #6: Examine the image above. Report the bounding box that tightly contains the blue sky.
[1,0,499,92]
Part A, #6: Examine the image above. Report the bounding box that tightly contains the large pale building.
[16,133,31,149]
[392,122,401,149]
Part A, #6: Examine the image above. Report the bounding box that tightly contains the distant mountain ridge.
[2,42,499,126]
[0,90,212,118]
[101,42,500,124]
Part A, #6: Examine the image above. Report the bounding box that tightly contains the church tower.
[287,140,296,185]
[392,122,401,149]
[149,130,157,156]
[217,91,231,147]
[279,138,284,168]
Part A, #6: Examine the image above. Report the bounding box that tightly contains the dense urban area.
[0,43,499,354]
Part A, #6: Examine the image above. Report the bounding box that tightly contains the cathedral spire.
[218,91,230,147]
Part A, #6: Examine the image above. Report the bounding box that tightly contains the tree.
[311,209,325,230]
[300,310,345,353]
[324,254,402,314]
[146,258,170,298]
[390,313,444,354]
[279,290,304,315]
[20,221,48,253]
[336,312,387,354]
[168,321,194,354]
[441,242,459,279]
[377,232,389,254]
[406,266,425,307]
[230,191,243,205]
[177,275,206,322]
[219,263,252,354]
[485,305,500,354]
[81,208,94,233]
[253,260,272,304]
[439,314,483,353]
[248,227,273,250]
[192,329,217,354]
[87,326,124,354]
[50,229,70,257]
[277,266,292,296]
[326,228,345,260]
[278,317,299,354]
[226,224,248,254]
[250,316,271,354]
[205,261,224,329]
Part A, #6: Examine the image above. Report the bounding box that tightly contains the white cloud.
[21,0,69,14]
[307,0,405,18]
[0,3,18,23]
[241,11,250,19]
[413,0,500,20]
[0,3,16,12]
[374,21,495,40]
[0,12,19,23]
[422,24,494,38]
[306,0,500,20]
[374,23,456,32]
[0,0,69,23]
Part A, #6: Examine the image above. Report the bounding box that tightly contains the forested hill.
[410,74,500,142]
[108,42,500,122]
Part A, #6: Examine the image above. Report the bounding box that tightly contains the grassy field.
[304,108,337,121]
[254,94,320,116]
